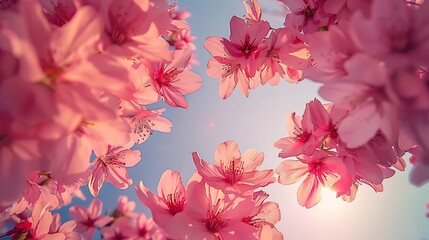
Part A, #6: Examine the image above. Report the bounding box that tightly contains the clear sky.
[60,1,429,239]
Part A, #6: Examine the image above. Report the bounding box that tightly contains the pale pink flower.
[49,214,80,240]
[319,53,399,148]
[350,0,429,67]
[135,170,186,227]
[171,181,259,240]
[205,36,251,98]
[88,144,141,197]
[274,99,333,158]
[11,172,60,214]
[276,151,352,208]
[304,24,358,83]
[259,28,308,85]
[341,175,383,202]
[192,140,275,195]
[115,59,160,106]
[113,196,136,218]
[27,203,66,240]
[100,218,135,240]
[222,16,270,78]
[242,192,283,240]
[90,0,173,61]
[69,198,113,240]
[144,48,202,108]
[280,0,334,33]
[122,106,172,144]
[168,28,197,51]
[130,214,167,240]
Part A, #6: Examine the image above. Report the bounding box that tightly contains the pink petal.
[338,103,381,148]
[276,160,308,185]
[214,141,241,167]
[297,174,322,208]
[88,162,107,197]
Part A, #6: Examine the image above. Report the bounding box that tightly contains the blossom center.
[223,160,244,184]
[165,192,185,215]
[205,200,226,234]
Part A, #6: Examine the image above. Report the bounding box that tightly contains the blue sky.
[60,1,429,239]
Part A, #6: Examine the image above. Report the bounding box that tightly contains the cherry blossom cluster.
[204,0,311,99]
[290,0,429,187]
[0,0,200,207]
[136,140,283,240]
[275,98,406,208]
[0,195,166,239]
[205,0,429,207]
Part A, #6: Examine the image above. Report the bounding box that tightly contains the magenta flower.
[222,16,270,78]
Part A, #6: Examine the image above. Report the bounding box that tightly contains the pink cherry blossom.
[69,198,113,239]
[115,60,160,106]
[205,36,251,98]
[144,48,202,108]
[276,150,352,208]
[88,144,141,197]
[171,181,259,240]
[89,0,173,61]
[27,203,66,240]
[135,170,186,225]
[349,0,429,68]
[100,218,135,240]
[258,28,309,85]
[192,140,275,195]
[122,106,172,145]
[274,99,333,158]
[242,192,283,240]
[49,214,80,240]
[113,196,136,218]
[319,53,400,148]
[130,214,167,240]
[280,0,334,33]
[222,16,270,78]
[304,24,358,83]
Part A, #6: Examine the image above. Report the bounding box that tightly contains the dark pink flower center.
[294,129,311,143]
[111,26,127,45]
[165,192,185,215]
[223,160,244,184]
[308,161,324,175]
[299,4,315,17]
[204,201,226,234]
[240,34,257,58]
